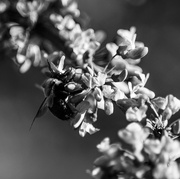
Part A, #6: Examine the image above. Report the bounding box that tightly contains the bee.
[30,57,86,130]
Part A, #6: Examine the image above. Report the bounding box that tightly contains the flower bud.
[16,54,26,64]
[19,59,31,73]
[94,87,102,102]
[136,87,155,99]
[104,99,114,115]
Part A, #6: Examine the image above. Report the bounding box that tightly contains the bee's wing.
[29,97,48,131]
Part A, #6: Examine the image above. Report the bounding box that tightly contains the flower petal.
[71,112,85,129]
[76,101,90,114]
[79,121,100,137]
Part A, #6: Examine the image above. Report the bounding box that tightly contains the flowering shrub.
[1,0,180,178]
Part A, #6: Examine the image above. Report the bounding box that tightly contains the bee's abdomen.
[48,98,75,121]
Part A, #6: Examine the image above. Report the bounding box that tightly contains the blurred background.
[1,0,180,178]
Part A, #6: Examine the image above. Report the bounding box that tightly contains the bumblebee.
[30,58,86,129]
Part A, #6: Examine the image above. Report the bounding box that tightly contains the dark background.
[1,0,180,178]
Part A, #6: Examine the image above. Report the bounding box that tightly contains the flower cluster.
[33,24,180,141]
[34,24,154,137]
[0,0,86,72]
[8,23,44,73]
[90,123,180,179]
[34,53,127,137]
[50,12,103,68]
[1,1,180,179]
[106,27,148,75]
[16,0,51,24]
